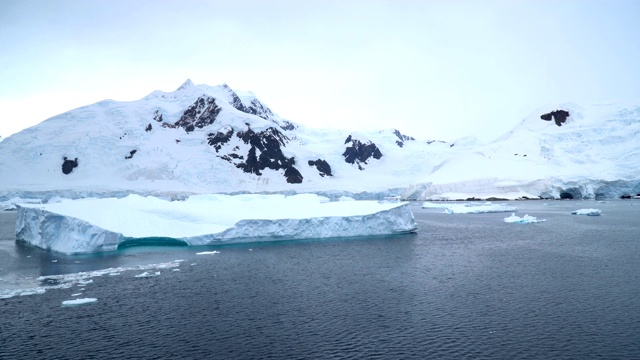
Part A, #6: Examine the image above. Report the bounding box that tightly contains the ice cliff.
[15,194,417,254]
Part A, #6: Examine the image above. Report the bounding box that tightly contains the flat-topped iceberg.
[16,194,417,254]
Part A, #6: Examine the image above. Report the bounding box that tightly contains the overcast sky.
[1,0,639,141]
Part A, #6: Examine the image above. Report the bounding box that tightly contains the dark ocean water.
[1,200,640,359]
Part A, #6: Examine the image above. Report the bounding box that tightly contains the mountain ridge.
[1,80,639,201]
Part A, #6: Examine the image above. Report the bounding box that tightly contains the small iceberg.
[504,213,546,224]
[62,298,97,307]
[571,208,601,216]
[196,251,220,255]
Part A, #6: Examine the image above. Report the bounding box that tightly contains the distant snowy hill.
[1,80,638,201]
[0,80,466,199]
[403,103,640,200]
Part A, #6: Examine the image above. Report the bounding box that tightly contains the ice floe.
[62,298,97,307]
[196,251,220,255]
[423,202,517,214]
[16,194,417,254]
[0,260,182,300]
[503,213,546,224]
[571,208,602,216]
[135,271,161,278]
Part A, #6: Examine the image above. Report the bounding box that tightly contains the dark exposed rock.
[280,121,296,131]
[207,127,234,152]
[222,84,276,122]
[284,167,303,184]
[308,159,333,177]
[145,123,152,132]
[125,150,137,159]
[174,96,222,133]
[219,153,244,163]
[393,129,415,147]
[233,126,303,184]
[540,110,570,127]
[342,135,383,170]
[153,110,164,123]
[62,157,78,175]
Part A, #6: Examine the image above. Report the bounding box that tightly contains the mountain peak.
[176,79,195,91]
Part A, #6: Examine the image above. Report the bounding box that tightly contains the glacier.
[15,194,417,254]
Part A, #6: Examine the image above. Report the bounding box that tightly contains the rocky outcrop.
[343,135,383,170]
[125,150,137,159]
[541,110,570,127]
[174,96,222,133]
[62,157,78,175]
[223,84,276,121]
[393,129,415,148]
[207,127,234,152]
[209,125,303,184]
[153,110,163,123]
[308,159,333,177]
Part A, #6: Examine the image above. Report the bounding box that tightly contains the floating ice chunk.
[172,269,181,272]
[135,271,160,278]
[571,208,602,216]
[338,196,355,201]
[71,293,83,297]
[421,202,450,209]
[444,204,517,214]
[16,194,417,254]
[62,298,97,307]
[503,213,546,223]
[196,251,220,255]
[19,288,46,296]
[108,272,120,276]
[1,260,182,300]
[423,201,516,214]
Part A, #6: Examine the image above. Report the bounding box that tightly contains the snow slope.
[16,194,417,254]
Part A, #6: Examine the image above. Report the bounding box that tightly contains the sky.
[1,0,640,142]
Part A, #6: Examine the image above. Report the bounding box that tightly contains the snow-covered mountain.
[403,103,640,200]
[0,80,467,199]
[1,80,639,201]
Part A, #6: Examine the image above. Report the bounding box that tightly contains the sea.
[1,200,639,360]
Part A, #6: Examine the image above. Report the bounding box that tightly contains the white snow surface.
[571,208,602,216]
[0,80,639,201]
[422,202,517,214]
[503,213,546,224]
[16,194,417,254]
